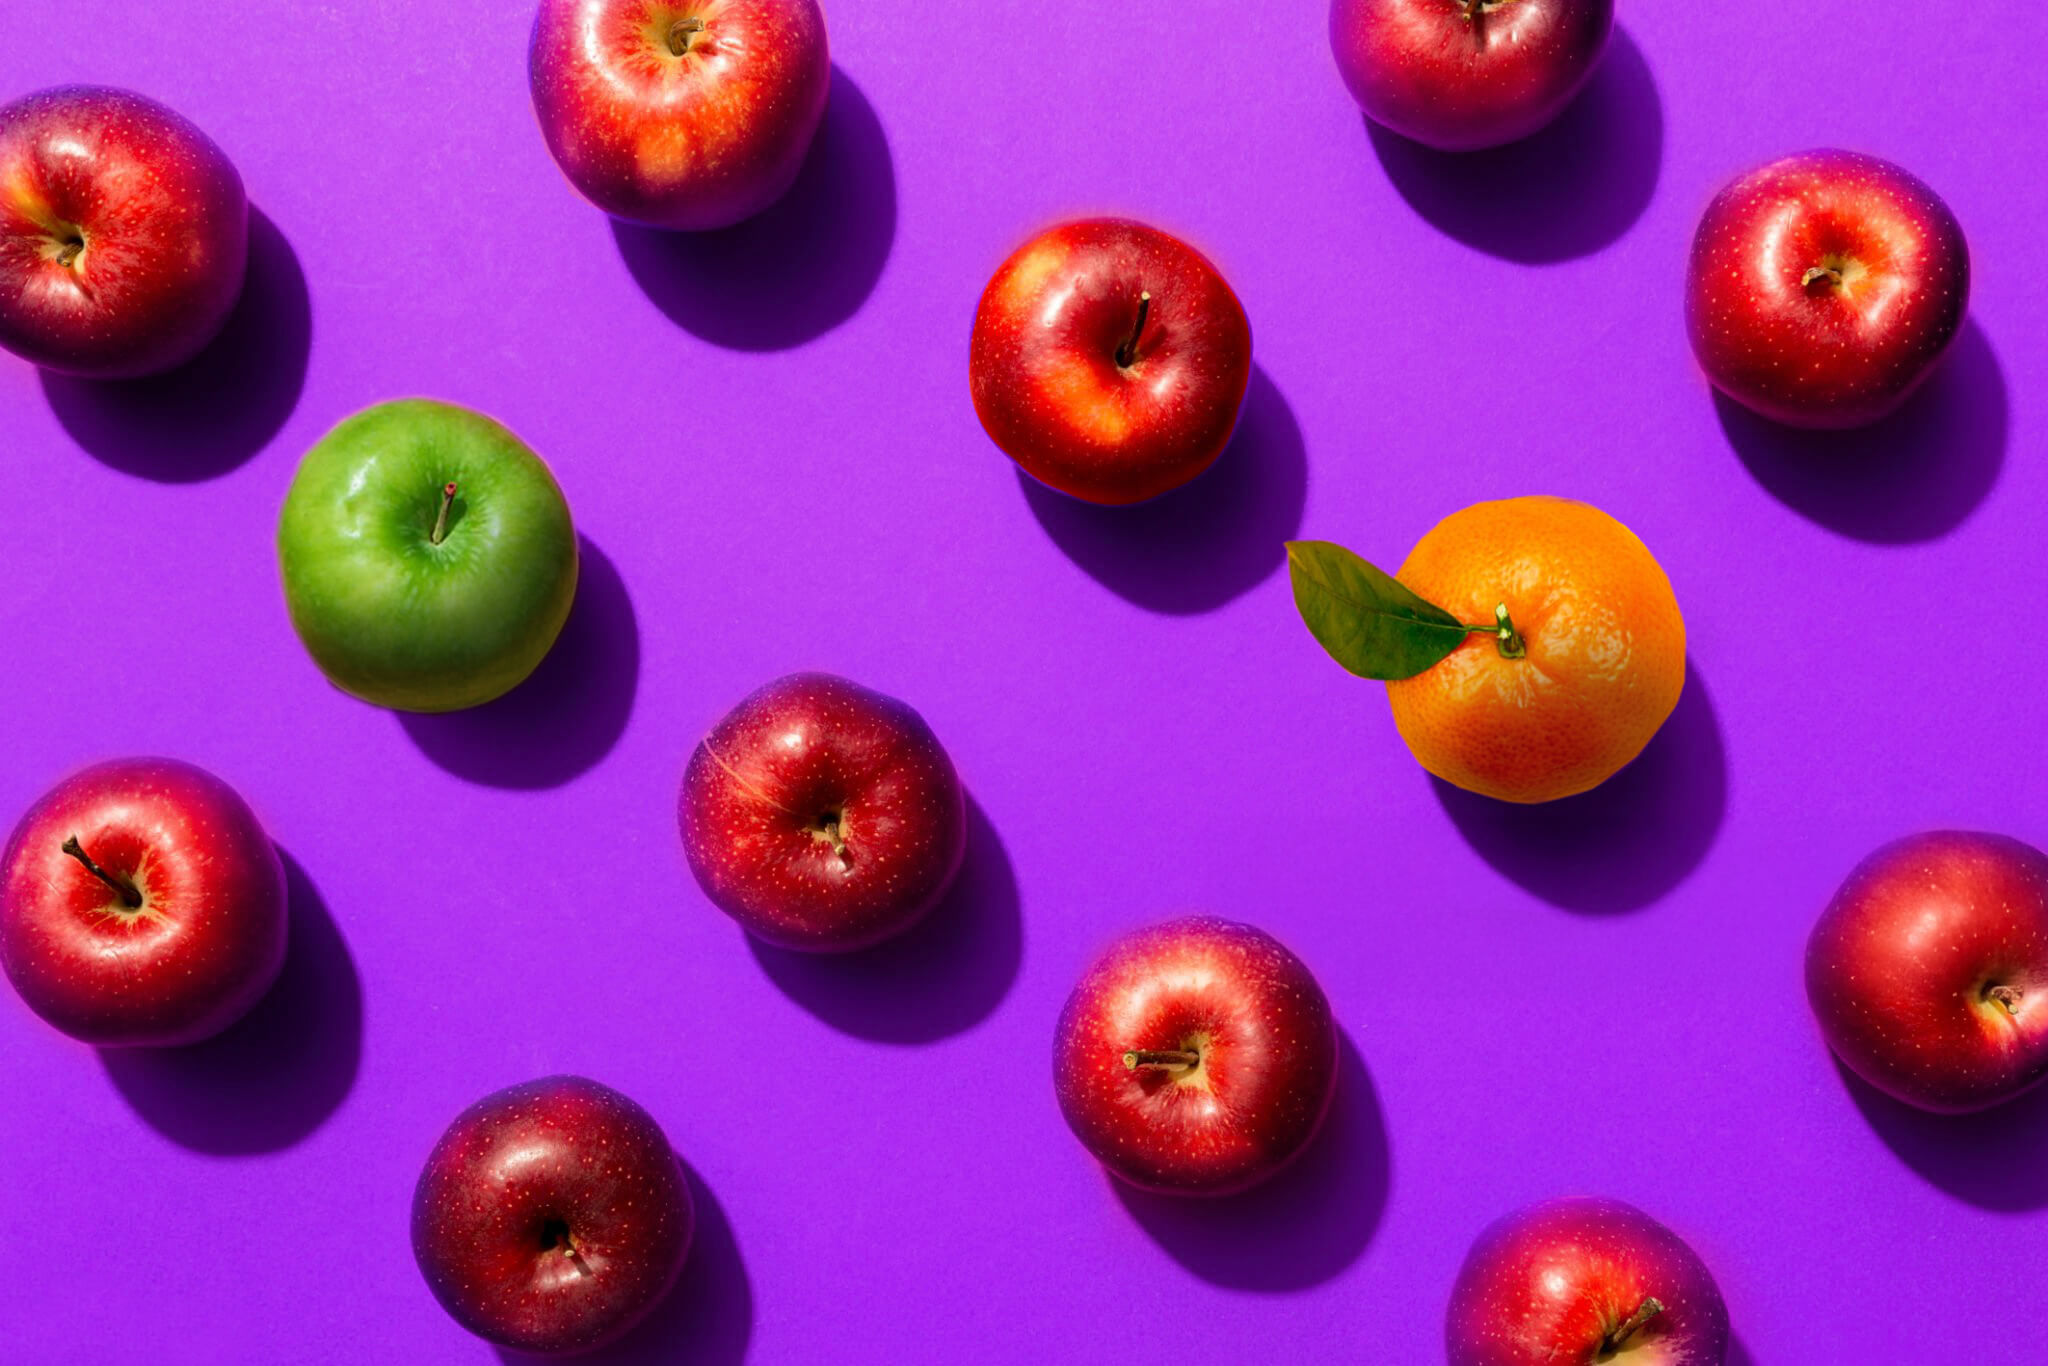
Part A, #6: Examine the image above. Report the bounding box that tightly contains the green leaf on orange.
[1285,540,1471,681]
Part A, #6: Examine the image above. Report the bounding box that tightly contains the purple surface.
[0,2,2041,1361]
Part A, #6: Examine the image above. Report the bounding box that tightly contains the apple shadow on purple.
[495,1158,752,1366]
[1726,1335,1761,1366]
[1433,662,1726,916]
[611,67,894,352]
[40,208,312,482]
[1836,1058,2048,1212]
[747,796,1020,1044]
[1716,322,2007,545]
[1018,366,1307,615]
[400,538,639,790]
[1366,27,1661,264]
[99,850,361,1155]
[1113,1032,1389,1291]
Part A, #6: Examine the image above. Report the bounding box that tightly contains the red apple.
[1446,1197,1729,1366]
[411,1075,693,1356]
[1330,0,1614,152]
[528,0,831,231]
[0,86,247,378]
[679,672,966,952]
[1686,150,1969,430]
[1052,916,1337,1196]
[969,218,1252,507]
[0,758,285,1047]
[1805,831,2048,1114]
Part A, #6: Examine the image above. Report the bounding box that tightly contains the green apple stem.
[668,17,706,56]
[1603,1297,1665,1354]
[1123,1049,1200,1072]
[430,482,457,546]
[1458,602,1526,660]
[1115,291,1152,369]
[59,837,142,908]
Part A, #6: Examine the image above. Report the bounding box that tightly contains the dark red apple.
[1446,1197,1729,1366]
[1806,831,2048,1114]
[529,0,831,230]
[1052,916,1337,1196]
[679,672,966,952]
[1330,0,1614,152]
[0,758,285,1047]
[412,1076,693,1356]
[1686,150,1969,429]
[0,86,247,378]
[970,218,1252,507]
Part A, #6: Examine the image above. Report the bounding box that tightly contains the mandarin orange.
[1387,496,1685,804]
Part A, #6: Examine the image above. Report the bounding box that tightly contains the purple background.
[1,2,2041,1361]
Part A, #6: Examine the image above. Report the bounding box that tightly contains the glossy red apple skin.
[0,758,286,1047]
[1686,150,1969,430]
[680,672,967,952]
[1446,1197,1730,1366]
[1330,0,1614,152]
[970,218,1252,507]
[1052,916,1337,1196]
[1805,831,2048,1114]
[412,1076,693,1356]
[0,86,247,378]
[529,0,831,231]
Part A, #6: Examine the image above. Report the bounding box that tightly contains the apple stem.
[1802,265,1844,292]
[1115,291,1152,369]
[1123,1049,1201,1072]
[1988,984,2024,1016]
[1461,0,1493,49]
[808,811,850,859]
[430,482,458,546]
[1603,1297,1665,1354]
[59,837,142,909]
[1460,603,1526,659]
[668,17,706,56]
[56,233,85,268]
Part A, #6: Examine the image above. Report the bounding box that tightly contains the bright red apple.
[412,1075,693,1356]
[1052,916,1337,1196]
[529,0,831,230]
[679,672,966,952]
[0,86,247,378]
[1446,1197,1729,1365]
[0,758,286,1047]
[1686,150,1969,429]
[1330,0,1614,152]
[970,218,1252,507]
[1806,831,2048,1114]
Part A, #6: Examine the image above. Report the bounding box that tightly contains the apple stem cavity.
[59,836,142,909]
[1600,1297,1665,1356]
[1123,1048,1201,1072]
[667,17,706,56]
[430,482,458,546]
[541,1218,594,1278]
[807,810,851,861]
[1115,291,1152,370]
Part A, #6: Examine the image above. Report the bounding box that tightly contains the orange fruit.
[1387,496,1685,804]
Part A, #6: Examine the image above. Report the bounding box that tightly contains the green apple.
[278,399,578,713]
